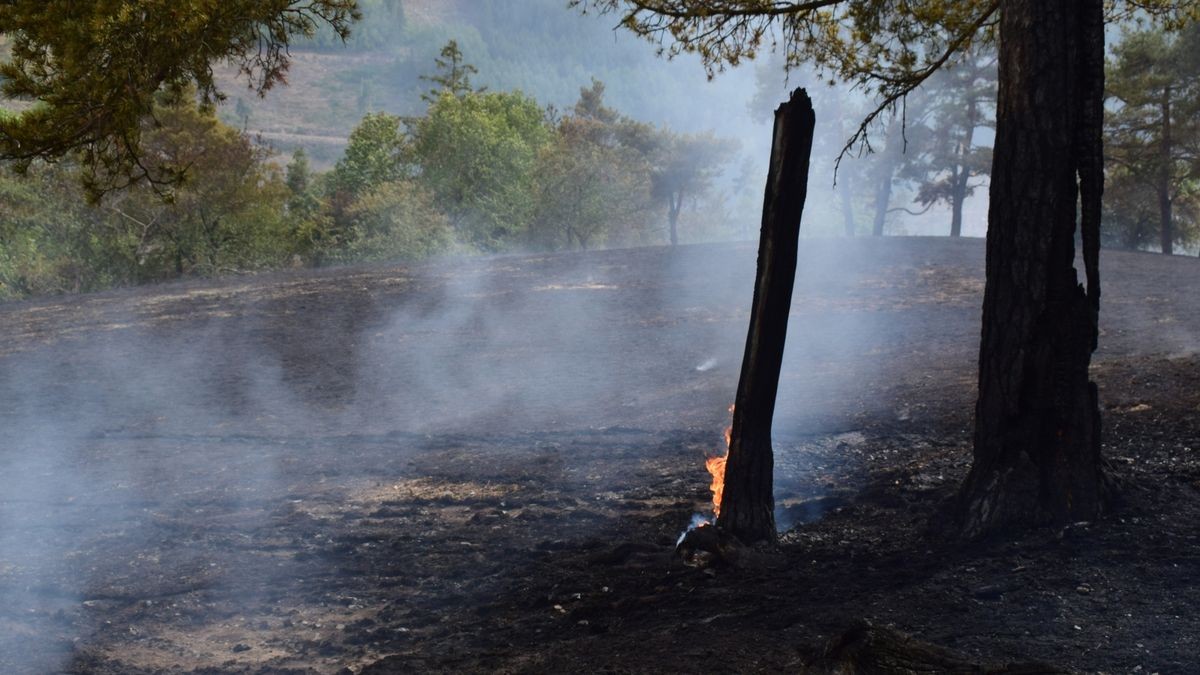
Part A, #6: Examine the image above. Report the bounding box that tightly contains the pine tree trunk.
[950,96,979,238]
[950,171,967,238]
[1159,88,1173,255]
[956,0,1109,538]
[872,120,900,237]
[717,88,816,544]
[871,169,891,237]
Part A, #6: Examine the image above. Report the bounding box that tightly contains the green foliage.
[650,130,740,241]
[331,112,411,201]
[412,90,553,251]
[0,98,294,298]
[0,0,359,196]
[421,40,485,104]
[577,0,1200,154]
[100,99,294,278]
[341,181,453,262]
[904,47,996,229]
[0,45,740,301]
[0,164,122,298]
[531,85,654,250]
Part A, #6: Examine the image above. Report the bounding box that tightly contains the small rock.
[232,644,251,653]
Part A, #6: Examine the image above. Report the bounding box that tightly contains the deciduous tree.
[412,91,552,251]
[651,131,739,245]
[531,81,654,250]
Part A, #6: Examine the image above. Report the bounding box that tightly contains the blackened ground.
[0,238,1197,673]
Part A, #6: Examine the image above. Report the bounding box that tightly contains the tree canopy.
[0,0,359,197]
[1105,23,1200,253]
[576,0,1200,153]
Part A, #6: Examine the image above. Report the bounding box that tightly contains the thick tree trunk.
[956,0,1109,538]
[1159,89,1174,255]
[717,88,815,544]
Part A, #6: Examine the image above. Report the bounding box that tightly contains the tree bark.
[717,88,816,544]
[956,0,1109,538]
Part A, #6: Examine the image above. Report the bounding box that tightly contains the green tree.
[412,91,552,251]
[1105,25,1200,255]
[341,181,453,262]
[0,163,121,298]
[581,0,1200,542]
[906,46,997,237]
[102,97,292,279]
[531,83,654,250]
[0,0,359,197]
[285,148,334,264]
[330,112,410,202]
[421,40,486,104]
[651,131,740,245]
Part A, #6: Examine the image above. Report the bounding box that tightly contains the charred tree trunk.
[956,0,1109,538]
[1159,87,1174,256]
[717,88,816,544]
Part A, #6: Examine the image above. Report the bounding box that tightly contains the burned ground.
[1,237,1198,673]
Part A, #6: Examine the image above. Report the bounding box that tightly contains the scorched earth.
[1,237,1198,673]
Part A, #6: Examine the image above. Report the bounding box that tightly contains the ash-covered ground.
[1,238,1198,673]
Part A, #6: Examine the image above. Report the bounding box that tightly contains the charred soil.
[1,238,1198,673]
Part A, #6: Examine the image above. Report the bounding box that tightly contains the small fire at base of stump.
[675,523,745,568]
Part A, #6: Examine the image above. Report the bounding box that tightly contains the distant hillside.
[214,0,764,168]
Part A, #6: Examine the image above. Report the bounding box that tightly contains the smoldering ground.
[2,239,1198,673]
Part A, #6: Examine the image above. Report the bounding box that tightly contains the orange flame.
[706,454,726,517]
[707,404,735,518]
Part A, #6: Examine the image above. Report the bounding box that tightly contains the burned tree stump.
[717,88,816,544]
[805,621,1067,674]
[675,524,745,568]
